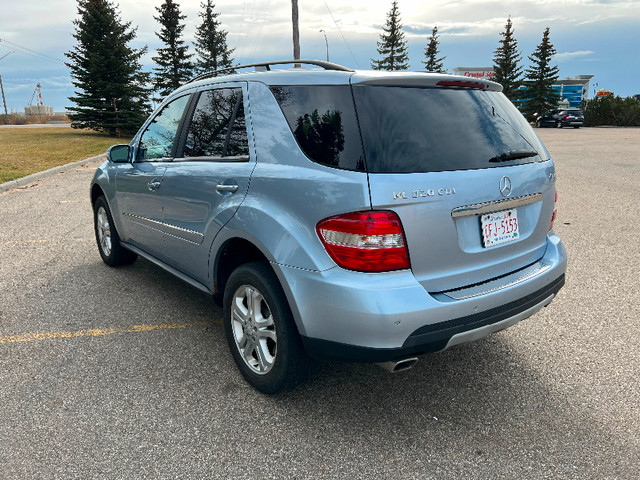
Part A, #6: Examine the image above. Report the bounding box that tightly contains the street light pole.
[319,29,329,62]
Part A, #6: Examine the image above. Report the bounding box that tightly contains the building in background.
[453,67,594,109]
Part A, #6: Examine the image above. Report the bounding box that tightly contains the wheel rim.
[231,285,277,375]
[96,206,112,257]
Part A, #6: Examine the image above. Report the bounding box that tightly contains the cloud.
[554,50,595,61]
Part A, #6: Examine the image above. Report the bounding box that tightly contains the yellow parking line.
[0,321,215,344]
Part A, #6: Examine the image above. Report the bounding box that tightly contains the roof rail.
[187,59,354,84]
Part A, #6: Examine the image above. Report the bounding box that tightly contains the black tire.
[93,195,137,267]
[536,119,542,128]
[573,126,580,129]
[223,261,317,394]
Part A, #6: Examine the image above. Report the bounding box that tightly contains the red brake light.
[436,80,485,89]
[316,211,410,272]
[564,115,569,120]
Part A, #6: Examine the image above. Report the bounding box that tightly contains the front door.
[116,94,191,260]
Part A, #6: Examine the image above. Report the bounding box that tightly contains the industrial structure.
[24,83,53,116]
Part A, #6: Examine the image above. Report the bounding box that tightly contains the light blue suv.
[91,60,566,393]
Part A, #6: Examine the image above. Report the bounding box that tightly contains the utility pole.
[291,0,300,67]
[0,51,11,123]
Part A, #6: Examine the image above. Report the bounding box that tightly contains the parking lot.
[0,127,638,478]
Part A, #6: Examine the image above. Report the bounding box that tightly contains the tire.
[93,195,137,267]
[536,119,542,128]
[223,261,317,394]
[556,122,563,128]
[573,126,580,129]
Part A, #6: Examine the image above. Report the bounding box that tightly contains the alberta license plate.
[481,208,519,247]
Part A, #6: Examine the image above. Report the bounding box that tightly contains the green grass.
[0,127,131,183]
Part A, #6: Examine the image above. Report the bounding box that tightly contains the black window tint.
[184,88,249,158]
[270,86,365,171]
[139,95,189,160]
[352,86,548,173]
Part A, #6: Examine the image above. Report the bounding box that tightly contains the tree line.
[65,0,632,135]
[66,0,233,136]
[371,2,560,121]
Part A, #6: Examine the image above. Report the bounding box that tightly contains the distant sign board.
[453,67,495,79]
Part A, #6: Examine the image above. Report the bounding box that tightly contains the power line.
[0,38,66,65]
[323,2,360,68]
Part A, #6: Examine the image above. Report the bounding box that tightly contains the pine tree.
[423,26,446,73]
[152,0,193,99]
[65,0,150,136]
[194,0,235,74]
[371,1,409,71]
[493,17,523,102]
[521,27,561,120]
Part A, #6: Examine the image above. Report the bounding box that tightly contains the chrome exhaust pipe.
[376,357,418,373]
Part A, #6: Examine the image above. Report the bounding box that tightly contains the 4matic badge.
[393,187,456,200]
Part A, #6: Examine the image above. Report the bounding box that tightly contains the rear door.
[159,83,255,285]
[352,80,557,292]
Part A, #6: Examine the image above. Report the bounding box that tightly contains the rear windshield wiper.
[489,150,539,163]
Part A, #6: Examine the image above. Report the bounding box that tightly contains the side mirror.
[107,144,131,163]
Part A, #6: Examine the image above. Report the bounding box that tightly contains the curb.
[0,153,106,194]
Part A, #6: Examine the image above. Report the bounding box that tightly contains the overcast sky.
[1,0,638,112]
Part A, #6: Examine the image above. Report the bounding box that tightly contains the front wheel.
[223,262,317,394]
[93,195,137,266]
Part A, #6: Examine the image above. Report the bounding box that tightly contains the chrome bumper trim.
[451,193,543,218]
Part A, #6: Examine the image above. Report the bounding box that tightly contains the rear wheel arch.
[213,237,270,301]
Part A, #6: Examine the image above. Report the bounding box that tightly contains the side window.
[270,85,365,171]
[183,88,249,158]
[138,95,190,161]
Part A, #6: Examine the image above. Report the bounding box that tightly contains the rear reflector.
[550,190,558,231]
[436,80,485,89]
[317,211,410,272]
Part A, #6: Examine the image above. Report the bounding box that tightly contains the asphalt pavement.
[0,127,638,479]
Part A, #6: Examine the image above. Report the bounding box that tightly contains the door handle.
[216,184,238,193]
[147,180,161,191]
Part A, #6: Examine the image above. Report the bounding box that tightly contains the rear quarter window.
[270,85,366,171]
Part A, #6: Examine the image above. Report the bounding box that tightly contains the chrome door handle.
[216,184,238,193]
[147,180,161,190]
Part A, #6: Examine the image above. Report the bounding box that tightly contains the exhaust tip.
[376,357,418,373]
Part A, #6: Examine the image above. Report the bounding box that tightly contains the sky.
[1,0,639,112]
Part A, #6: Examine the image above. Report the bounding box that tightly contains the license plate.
[481,208,519,247]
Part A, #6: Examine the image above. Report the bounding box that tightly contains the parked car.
[536,109,584,128]
[91,60,566,393]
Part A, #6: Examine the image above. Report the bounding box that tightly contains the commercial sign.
[452,67,495,79]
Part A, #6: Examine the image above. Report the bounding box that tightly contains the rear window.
[270,86,366,171]
[352,85,549,173]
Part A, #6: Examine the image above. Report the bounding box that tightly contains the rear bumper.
[276,233,567,362]
[301,273,563,362]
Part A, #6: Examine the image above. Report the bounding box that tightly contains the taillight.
[564,115,569,120]
[550,190,558,231]
[316,211,410,272]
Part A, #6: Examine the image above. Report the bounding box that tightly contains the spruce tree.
[521,27,561,120]
[194,0,235,74]
[371,1,409,71]
[65,0,150,136]
[423,26,446,73]
[152,0,193,99]
[493,17,523,102]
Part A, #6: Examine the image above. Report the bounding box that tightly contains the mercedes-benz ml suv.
[91,60,567,393]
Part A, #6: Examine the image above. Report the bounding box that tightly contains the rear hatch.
[350,74,556,292]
